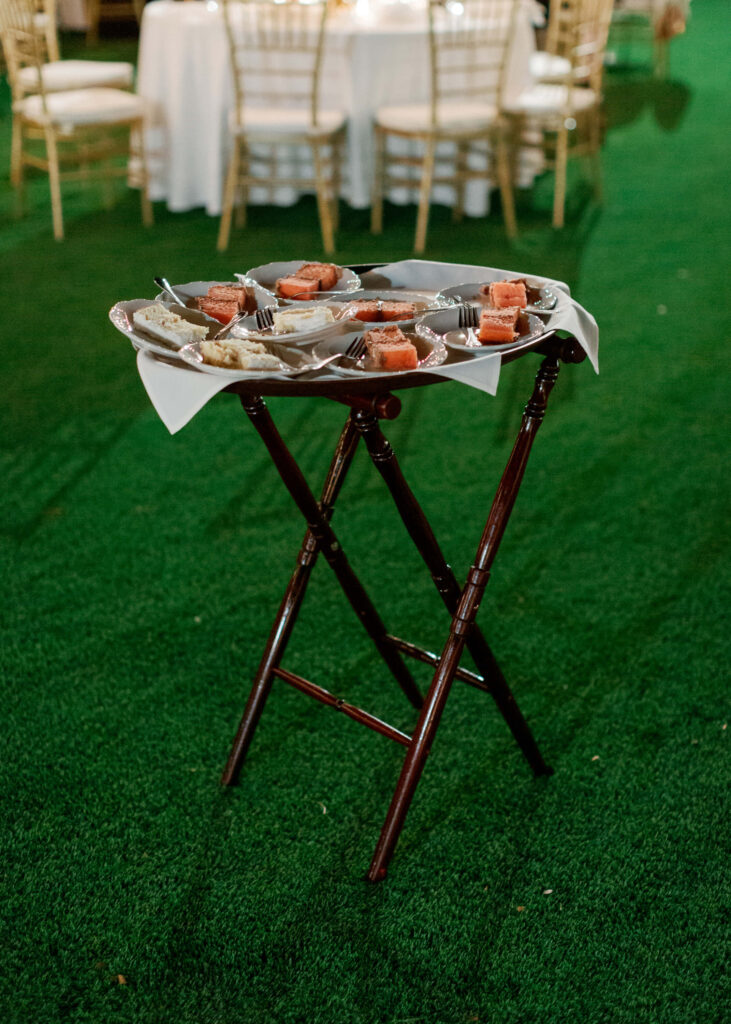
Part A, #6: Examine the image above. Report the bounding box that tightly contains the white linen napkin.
[136,350,232,434]
[421,349,502,394]
[134,259,598,434]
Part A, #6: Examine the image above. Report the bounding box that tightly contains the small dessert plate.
[417,307,546,354]
[313,329,447,377]
[230,304,348,346]
[241,262,361,302]
[442,280,559,314]
[325,289,455,328]
[178,340,317,379]
[109,299,219,361]
[154,279,274,313]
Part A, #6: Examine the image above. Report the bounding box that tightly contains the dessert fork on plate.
[458,303,480,329]
[287,335,366,377]
[256,307,276,330]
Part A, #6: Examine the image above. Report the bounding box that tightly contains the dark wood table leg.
[352,407,552,778]
[222,396,422,786]
[222,409,362,786]
[367,354,563,881]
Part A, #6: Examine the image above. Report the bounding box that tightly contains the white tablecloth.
[136,0,537,216]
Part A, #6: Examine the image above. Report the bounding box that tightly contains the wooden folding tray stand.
[217,285,586,881]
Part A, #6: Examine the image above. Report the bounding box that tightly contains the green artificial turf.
[1,5,729,1022]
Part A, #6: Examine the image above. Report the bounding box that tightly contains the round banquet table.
[136,0,538,217]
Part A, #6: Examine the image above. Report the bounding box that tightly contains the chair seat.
[529,50,572,83]
[504,83,599,117]
[18,88,146,128]
[230,107,346,138]
[375,101,499,135]
[17,59,134,95]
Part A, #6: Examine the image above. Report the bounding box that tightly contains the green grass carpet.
[1,5,729,1022]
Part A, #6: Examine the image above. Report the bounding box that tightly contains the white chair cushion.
[529,51,572,83]
[19,88,146,128]
[504,84,598,117]
[231,107,346,137]
[17,60,134,94]
[375,102,499,134]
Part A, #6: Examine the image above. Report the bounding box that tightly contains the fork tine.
[345,335,365,359]
[255,307,274,330]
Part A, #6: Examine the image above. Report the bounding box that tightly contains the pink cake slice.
[364,325,419,371]
[478,306,520,344]
[488,279,528,309]
[276,275,321,299]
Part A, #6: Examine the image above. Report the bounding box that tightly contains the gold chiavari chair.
[7,0,134,101]
[503,0,614,229]
[1,0,152,239]
[217,0,347,255]
[370,0,519,254]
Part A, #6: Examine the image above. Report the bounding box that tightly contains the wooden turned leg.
[352,408,551,778]
[239,397,422,708]
[222,411,362,786]
[368,356,562,881]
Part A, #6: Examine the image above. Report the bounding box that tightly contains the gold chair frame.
[1,0,152,240]
[33,0,59,62]
[217,0,346,255]
[371,0,519,254]
[505,0,614,230]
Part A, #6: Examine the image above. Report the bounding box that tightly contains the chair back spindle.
[426,0,518,127]
[222,0,330,132]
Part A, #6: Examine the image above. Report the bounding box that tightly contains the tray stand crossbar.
[222,339,583,880]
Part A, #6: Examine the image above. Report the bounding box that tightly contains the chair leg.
[414,137,436,254]
[495,128,517,240]
[312,142,335,255]
[234,143,249,229]
[217,139,240,252]
[86,0,100,45]
[453,141,467,224]
[10,117,23,189]
[552,127,569,229]
[371,127,385,234]
[133,123,154,228]
[331,136,343,233]
[45,129,64,241]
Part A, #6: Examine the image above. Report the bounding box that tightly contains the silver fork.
[212,306,253,340]
[288,335,366,377]
[458,303,479,329]
[256,307,275,330]
[154,276,188,306]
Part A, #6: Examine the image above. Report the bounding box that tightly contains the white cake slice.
[133,303,209,346]
[272,305,335,334]
[199,338,283,371]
